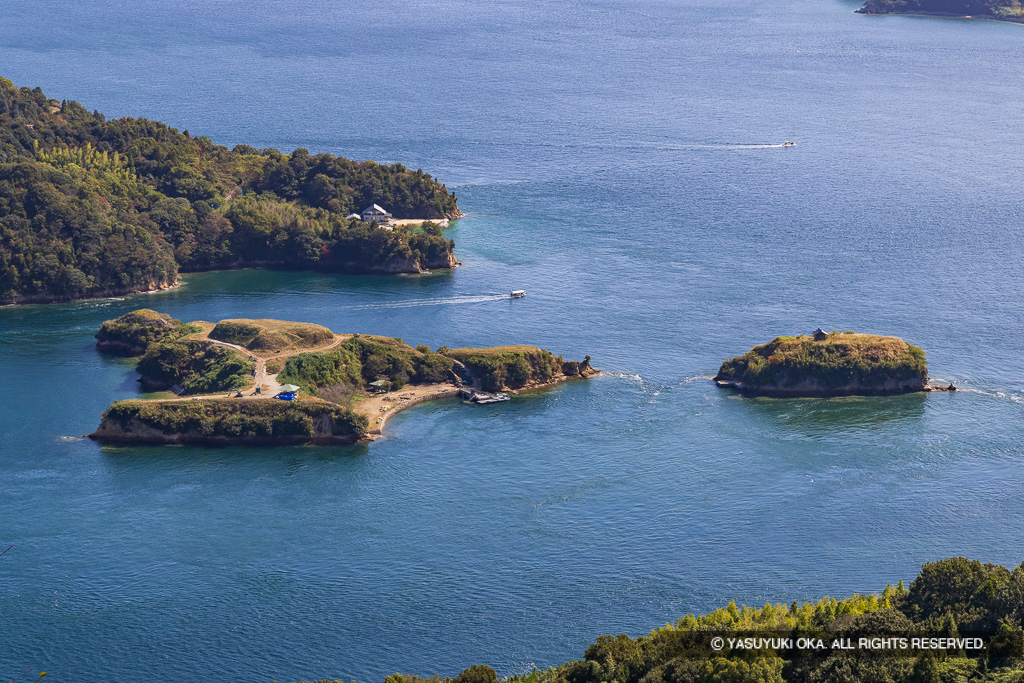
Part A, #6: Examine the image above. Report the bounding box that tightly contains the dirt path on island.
[166,332,352,401]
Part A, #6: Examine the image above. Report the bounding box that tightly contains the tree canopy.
[0,78,460,303]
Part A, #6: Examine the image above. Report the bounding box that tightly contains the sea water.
[1,0,1023,680]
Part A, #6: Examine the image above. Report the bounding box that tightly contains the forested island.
[0,78,461,304]
[714,330,940,397]
[354,557,1024,683]
[89,309,595,445]
[858,0,1024,21]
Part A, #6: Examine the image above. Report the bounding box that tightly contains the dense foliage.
[446,346,563,392]
[0,77,459,303]
[715,332,928,395]
[208,318,334,352]
[859,0,1024,20]
[280,338,576,395]
[100,399,367,441]
[95,308,198,355]
[379,557,1024,683]
[135,340,254,394]
[279,335,456,394]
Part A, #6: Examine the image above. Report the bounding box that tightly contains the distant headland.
[858,0,1024,22]
[0,77,462,305]
[714,329,954,397]
[89,309,596,445]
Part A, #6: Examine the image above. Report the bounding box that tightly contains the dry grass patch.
[210,318,335,352]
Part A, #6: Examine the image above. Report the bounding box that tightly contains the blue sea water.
[2,0,1024,680]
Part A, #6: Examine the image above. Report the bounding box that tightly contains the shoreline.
[2,280,183,307]
[0,255,461,306]
[714,377,955,397]
[362,371,598,440]
[363,386,462,439]
[856,9,1021,23]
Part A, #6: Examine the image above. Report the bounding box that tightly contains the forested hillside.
[0,78,461,304]
[380,558,1024,683]
[859,0,1024,20]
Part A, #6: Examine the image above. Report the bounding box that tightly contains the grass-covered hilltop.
[350,557,1024,683]
[90,309,595,445]
[0,78,461,304]
[858,0,1024,21]
[715,330,935,397]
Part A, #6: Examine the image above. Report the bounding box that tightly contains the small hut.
[812,328,828,341]
[369,379,390,393]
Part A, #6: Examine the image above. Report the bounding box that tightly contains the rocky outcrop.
[562,355,594,377]
[95,308,193,356]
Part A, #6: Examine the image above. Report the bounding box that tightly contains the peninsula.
[89,309,596,445]
[0,78,461,305]
[713,329,949,397]
[858,0,1024,22]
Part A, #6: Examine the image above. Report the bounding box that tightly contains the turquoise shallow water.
[2,0,1024,680]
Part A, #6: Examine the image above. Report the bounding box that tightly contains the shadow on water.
[724,391,928,440]
[98,441,371,470]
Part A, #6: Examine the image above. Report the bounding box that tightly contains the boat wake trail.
[343,294,511,310]
[958,387,1024,406]
[598,370,643,381]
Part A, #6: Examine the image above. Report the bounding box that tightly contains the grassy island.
[91,310,596,445]
[94,399,367,445]
[0,77,461,305]
[359,557,1024,683]
[858,0,1024,22]
[94,308,199,355]
[715,331,929,397]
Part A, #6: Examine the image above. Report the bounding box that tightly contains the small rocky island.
[858,0,1024,22]
[714,329,951,397]
[89,309,596,445]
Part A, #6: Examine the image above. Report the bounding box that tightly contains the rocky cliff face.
[326,249,458,274]
[3,278,179,306]
[715,374,927,397]
[90,414,360,445]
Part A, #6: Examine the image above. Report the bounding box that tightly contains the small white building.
[362,204,393,224]
[346,213,362,221]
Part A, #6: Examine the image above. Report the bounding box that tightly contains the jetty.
[458,388,510,404]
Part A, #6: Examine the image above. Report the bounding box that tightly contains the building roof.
[346,213,361,220]
[812,328,828,336]
[279,384,300,393]
[369,379,390,387]
[363,204,391,215]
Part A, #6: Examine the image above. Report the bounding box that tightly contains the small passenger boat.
[510,290,526,298]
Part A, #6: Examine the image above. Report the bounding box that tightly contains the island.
[88,309,596,445]
[0,77,462,305]
[858,0,1024,22]
[372,557,1024,683]
[713,329,953,397]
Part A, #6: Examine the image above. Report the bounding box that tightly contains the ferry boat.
[510,290,526,298]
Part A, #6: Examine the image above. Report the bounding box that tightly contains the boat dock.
[458,388,510,404]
